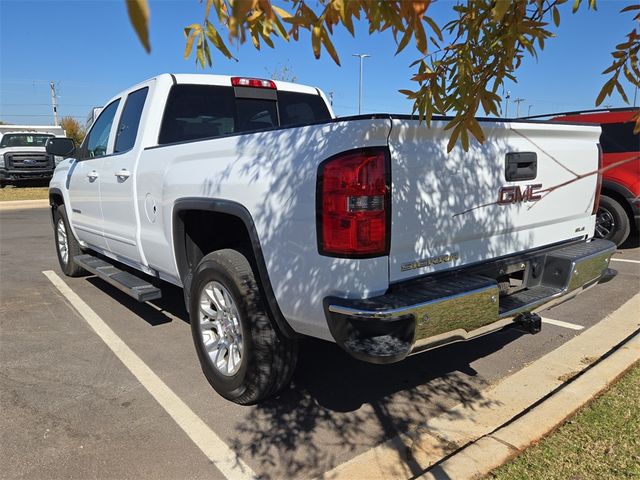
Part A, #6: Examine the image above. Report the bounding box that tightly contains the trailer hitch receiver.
[513,312,542,335]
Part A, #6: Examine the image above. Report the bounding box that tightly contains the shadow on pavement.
[230,330,521,479]
[619,231,639,250]
[84,273,522,479]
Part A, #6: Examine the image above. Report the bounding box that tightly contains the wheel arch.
[49,187,65,224]
[601,180,635,222]
[172,198,298,338]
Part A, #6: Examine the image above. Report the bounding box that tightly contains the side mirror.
[46,137,76,158]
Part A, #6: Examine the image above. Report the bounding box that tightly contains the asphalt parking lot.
[1,206,639,480]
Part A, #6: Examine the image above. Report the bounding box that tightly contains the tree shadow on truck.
[195,117,546,478]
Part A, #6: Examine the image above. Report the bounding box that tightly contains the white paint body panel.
[49,73,602,342]
[388,119,601,283]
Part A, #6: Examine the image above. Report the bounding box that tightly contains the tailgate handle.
[505,152,537,181]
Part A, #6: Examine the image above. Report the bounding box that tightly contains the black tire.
[595,195,630,247]
[189,249,298,405]
[53,206,87,277]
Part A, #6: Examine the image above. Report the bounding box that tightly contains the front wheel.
[595,195,630,246]
[189,249,298,405]
[53,206,86,277]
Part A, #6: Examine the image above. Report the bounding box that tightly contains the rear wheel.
[53,206,86,277]
[595,195,630,246]
[189,249,298,405]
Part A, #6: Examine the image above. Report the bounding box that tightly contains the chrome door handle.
[87,170,98,181]
[115,169,131,180]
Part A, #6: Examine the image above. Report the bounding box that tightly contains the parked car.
[0,125,67,188]
[549,108,639,246]
[47,74,616,404]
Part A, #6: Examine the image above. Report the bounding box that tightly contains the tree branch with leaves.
[125,0,640,150]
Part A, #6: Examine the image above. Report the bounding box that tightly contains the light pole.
[353,53,370,114]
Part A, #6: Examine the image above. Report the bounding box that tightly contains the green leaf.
[468,117,485,143]
[271,14,289,40]
[321,29,341,65]
[414,20,427,55]
[595,78,614,106]
[205,22,234,59]
[424,16,443,41]
[203,37,212,66]
[572,0,582,13]
[552,6,560,27]
[196,35,205,68]
[272,5,292,20]
[125,0,151,53]
[623,64,640,88]
[446,122,462,152]
[311,25,322,58]
[613,80,629,103]
[184,31,197,59]
[395,26,414,55]
[492,0,511,22]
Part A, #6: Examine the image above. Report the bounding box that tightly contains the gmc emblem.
[498,184,543,205]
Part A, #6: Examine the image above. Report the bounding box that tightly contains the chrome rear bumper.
[324,239,617,364]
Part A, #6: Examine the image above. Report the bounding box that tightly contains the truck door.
[99,86,149,265]
[68,99,120,252]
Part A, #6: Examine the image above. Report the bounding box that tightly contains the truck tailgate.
[388,118,602,283]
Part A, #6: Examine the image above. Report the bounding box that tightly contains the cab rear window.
[600,122,639,154]
[158,84,331,145]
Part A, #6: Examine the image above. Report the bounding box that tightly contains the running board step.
[73,254,162,302]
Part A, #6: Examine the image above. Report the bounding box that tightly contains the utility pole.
[513,97,525,117]
[352,53,370,114]
[528,104,533,116]
[50,81,59,126]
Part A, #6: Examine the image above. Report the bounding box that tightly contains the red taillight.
[592,143,603,215]
[231,77,277,89]
[317,148,390,257]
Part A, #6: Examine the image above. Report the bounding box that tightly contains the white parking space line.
[611,258,640,265]
[43,271,256,480]
[540,317,584,331]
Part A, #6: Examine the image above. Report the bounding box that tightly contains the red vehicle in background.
[538,108,639,246]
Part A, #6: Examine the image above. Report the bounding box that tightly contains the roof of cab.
[168,73,320,95]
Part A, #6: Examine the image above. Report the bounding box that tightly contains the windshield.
[0,133,54,148]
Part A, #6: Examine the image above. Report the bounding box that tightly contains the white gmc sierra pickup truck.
[47,74,616,404]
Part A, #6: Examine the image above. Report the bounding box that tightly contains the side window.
[83,99,120,159]
[278,91,331,126]
[600,122,639,154]
[115,87,149,153]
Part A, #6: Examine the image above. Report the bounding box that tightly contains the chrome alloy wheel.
[199,281,244,376]
[595,206,615,239]
[56,218,69,265]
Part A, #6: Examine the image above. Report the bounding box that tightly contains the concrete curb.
[323,294,640,480]
[0,199,49,211]
[424,334,640,480]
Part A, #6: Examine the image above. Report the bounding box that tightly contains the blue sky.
[0,0,636,125]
